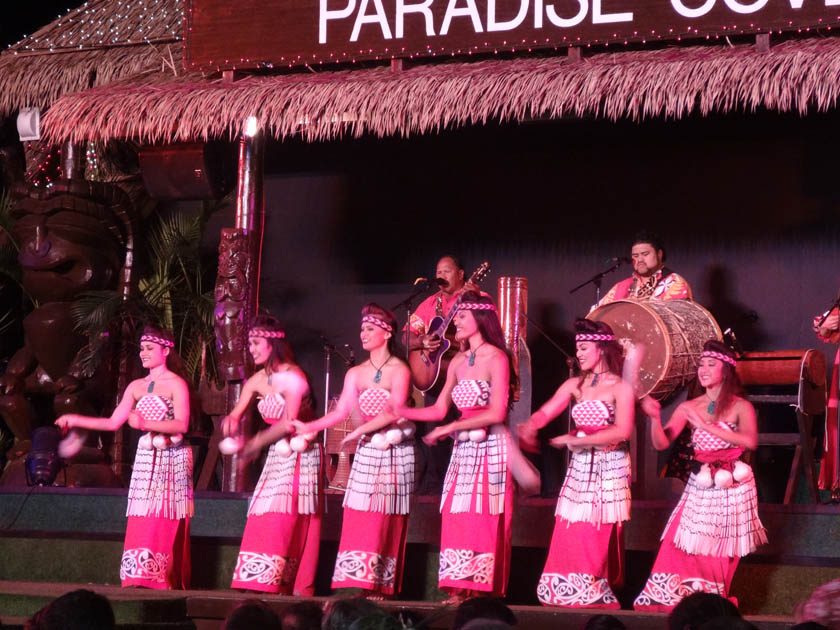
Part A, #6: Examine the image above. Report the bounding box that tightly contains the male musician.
[407,255,478,354]
[595,232,692,309]
[406,255,484,494]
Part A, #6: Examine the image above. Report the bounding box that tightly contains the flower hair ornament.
[140,334,175,348]
[249,328,285,339]
[576,333,615,342]
[362,314,393,333]
[700,350,737,367]
[457,302,497,312]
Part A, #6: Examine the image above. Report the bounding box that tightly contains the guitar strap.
[434,292,444,318]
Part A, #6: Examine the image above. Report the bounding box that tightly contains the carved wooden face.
[12,191,124,301]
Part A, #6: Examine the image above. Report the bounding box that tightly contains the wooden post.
[214,119,265,492]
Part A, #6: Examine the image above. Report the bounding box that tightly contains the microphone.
[604,256,631,264]
[434,278,447,286]
[345,344,356,366]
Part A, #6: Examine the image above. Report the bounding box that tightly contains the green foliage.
[72,207,219,387]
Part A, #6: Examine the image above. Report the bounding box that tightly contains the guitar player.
[406,255,490,493]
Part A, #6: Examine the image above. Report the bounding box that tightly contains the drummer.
[593,231,692,310]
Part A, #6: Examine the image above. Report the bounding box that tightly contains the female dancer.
[293,303,413,598]
[221,315,322,596]
[396,291,514,603]
[518,319,634,609]
[634,340,767,611]
[56,326,193,589]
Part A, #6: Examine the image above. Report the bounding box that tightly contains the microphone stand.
[321,337,355,416]
[569,259,627,304]
[518,310,577,479]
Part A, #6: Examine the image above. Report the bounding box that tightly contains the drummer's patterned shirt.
[593,267,692,311]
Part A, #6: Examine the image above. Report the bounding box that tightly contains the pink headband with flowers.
[249,328,285,339]
[140,334,175,348]
[576,333,614,342]
[458,302,496,312]
[362,314,393,333]
[700,350,737,367]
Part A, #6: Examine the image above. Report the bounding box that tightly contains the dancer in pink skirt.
[56,326,193,589]
[294,303,414,598]
[519,319,635,609]
[223,315,322,596]
[397,291,515,604]
[634,340,767,611]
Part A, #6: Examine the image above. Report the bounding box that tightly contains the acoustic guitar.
[409,261,491,392]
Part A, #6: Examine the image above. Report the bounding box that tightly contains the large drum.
[588,300,721,400]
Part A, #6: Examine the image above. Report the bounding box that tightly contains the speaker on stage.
[139,142,236,200]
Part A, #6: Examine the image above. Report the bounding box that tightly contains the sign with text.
[184,0,840,71]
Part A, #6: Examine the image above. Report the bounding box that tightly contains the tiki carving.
[214,227,252,381]
[0,178,135,486]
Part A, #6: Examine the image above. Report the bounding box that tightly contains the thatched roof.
[3,0,840,144]
[41,35,840,144]
[0,0,183,117]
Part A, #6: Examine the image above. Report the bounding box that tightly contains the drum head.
[588,301,668,398]
[588,299,721,400]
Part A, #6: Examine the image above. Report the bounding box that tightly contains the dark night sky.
[2,1,85,48]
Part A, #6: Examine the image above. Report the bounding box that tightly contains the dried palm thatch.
[42,35,840,145]
[0,0,183,116]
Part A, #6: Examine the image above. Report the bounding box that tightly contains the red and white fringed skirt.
[121,515,191,589]
[438,427,513,596]
[122,444,194,589]
[332,438,415,595]
[232,444,323,595]
[248,441,322,516]
[538,520,624,608]
[634,464,767,611]
[538,447,630,608]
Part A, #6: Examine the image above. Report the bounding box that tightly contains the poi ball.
[371,432,390,451]
[152,434,170,450]
[303,432,317,441]
[469,428,487,442]
[398,420,416,438]
[733,460,751,483]
[714,468,734,488]
[457,430,471,442]
[695,465,714,489]
[58,429,85,458]
[576,431,587,438]
[385,428,404,445]
[290,436,309,452]
[138,433,154,450]
[218,437,242,455]
[170,433,183,446]
[277,439,293,457]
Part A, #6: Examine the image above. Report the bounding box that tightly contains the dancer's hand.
[128,410,145,430]
[340,428,362,449]
[423,425,450,446]
[55,414,75,431]
[549,433,572,450]
[221,414,239,438]
[517,421,540,453]
[641,396,661,420]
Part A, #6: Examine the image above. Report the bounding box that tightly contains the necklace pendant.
[468,352,476,367]
[147,380,155,393]
[374,369,382,384]
[707,400,716,415]
[592,373,599,387]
